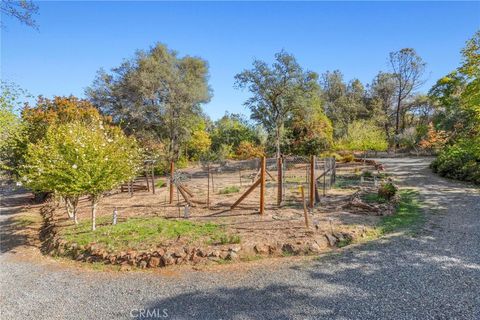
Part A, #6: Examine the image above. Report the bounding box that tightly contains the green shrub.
[362,170,373,178]
[378,182,398,200]
[431,137,480,184]
[342,153,354,162]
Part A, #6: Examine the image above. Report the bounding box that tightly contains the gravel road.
[1,158,479,320]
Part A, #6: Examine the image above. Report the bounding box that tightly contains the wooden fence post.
[145,169,150,192]
[151,164,156,194]
[277,157,283,206]
[207,164,210,209]
[309,155,315,208]
[301,186,309,228]
[260,156,266,215]
[323,159,326,196]
[169,161,174,204]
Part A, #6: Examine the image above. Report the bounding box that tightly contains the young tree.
[21,122,140,229]
[0,82,29,175]
[235,51,319,158]
[86,43,212,161]
[284,95,333,156]
[337,120,388,153]
[389,48,426,145]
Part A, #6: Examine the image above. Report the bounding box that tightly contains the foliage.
[86,43,211,161]
[0,82,29,174]
[378,182,398,200]
[210,113,259,153]
[389,48,426,141]
[430,31,480,184]
[235,51,319,157]
[418,123,448,151]
[431,136,480,184]
[186,120,212,160]
[20,121,141,227]
[60,215,232,252]
[320,71,368,138]
[284,95,333,155]
[234,141,265,160]
[337,120,388,152]
[1,0,39,29]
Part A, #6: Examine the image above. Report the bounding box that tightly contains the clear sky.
[1,1,479,120]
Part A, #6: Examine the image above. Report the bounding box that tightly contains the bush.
[234,141,264,160]
[378,182,398,200]
[342,153,354,162]
[431,137,480,184]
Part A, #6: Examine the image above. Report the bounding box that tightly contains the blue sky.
[1,1,479,120]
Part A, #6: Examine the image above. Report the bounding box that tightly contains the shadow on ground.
[140,158,480,319]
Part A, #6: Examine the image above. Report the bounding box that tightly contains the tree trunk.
[91,196,99,231]
[275,126,281,159]
[395,94,402,149]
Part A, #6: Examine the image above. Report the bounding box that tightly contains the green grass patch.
[334,175,361,189]
[219,186,240,194]
[361,193,388,204]
[60,216,237,252]
[155,179,166,188]
[208,233,241,245]
[377,189,423,234]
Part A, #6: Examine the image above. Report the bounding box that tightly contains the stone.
[226,252,238,260]
[191,255,201,264]
[282,243,301,255]
[229,245,242,253]
[172,249,186,258]
[254,243,270,255]
[108,255,117,264]
[209,250,221,258]
[148,257,161,268]
[219,251,229,259]
[120,264,132,272]
[197,248,208,257]
[139,260,147,269]
[333,232,345,242]
[325,234,337,247]
[162,254,175,266]
[307,241,322,254]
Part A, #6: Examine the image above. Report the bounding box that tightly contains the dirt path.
[1,158,479,319]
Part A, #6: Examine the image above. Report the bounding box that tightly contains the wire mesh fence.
[165,156,338,215]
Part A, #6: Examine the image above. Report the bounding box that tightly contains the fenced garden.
[43,155,397,269]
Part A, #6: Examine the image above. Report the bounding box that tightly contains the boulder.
[148,257,161,268]
[254,243,270,255]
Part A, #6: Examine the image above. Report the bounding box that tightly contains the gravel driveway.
[1,158,479,320]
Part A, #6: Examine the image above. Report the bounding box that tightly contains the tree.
[337,120,388,153]
[210,113,259,153]
[367,72,396,145]
[320,71,368,138]
[86,43,212,161]
[20,122,141,228]
[235,51,319,158]
[0,82,31,175]
[430,31,480,184]
[389,48,426,145]
[1,0,39,29]
[284,95,333,156]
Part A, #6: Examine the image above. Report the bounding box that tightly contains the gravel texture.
[1,157,479,320]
